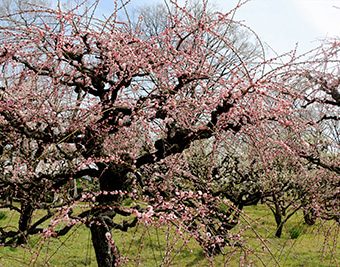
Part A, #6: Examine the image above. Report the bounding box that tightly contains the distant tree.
[154,138,265,254]
[285,40,340,225]
[259,154,309,238]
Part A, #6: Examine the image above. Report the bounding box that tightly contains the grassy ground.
[0,205,339,266]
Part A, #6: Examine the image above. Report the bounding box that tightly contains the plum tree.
[0,0,338,266]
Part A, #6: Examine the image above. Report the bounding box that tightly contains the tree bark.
[90,166,128,267]
[17,201,34,245]
[275,219,283,238]
[90,219,119,267]
[271,194,284,238]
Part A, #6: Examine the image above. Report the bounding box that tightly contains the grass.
[235,205,339,266]
[0,205,339,266]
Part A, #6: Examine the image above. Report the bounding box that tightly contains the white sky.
[97,0,340,54]
[217,0,340,54]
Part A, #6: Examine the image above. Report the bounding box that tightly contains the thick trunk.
[90,220,119,267]
[17,202,34,245]
[90,166,128,267]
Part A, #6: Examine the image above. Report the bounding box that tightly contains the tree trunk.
[303,208,317,226]
[90,166,128,267]
[274,213,283,238]
[270,194,284,238]
[73,179,78,198]
[275,222,283,238]
[90,220,119,267]
[17,201,34,245]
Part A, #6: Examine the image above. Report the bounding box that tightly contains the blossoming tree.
[0,0,338,266]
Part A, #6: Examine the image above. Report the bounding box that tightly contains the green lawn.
[0,205,339,266]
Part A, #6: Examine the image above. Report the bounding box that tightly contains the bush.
[289,225,304,239]
[0,211,7,220]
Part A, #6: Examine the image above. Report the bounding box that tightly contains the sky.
[219,0,340,54]
[97,0,340,54]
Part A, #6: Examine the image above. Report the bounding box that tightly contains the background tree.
[284,40,340,224]
[259,153,310,238]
